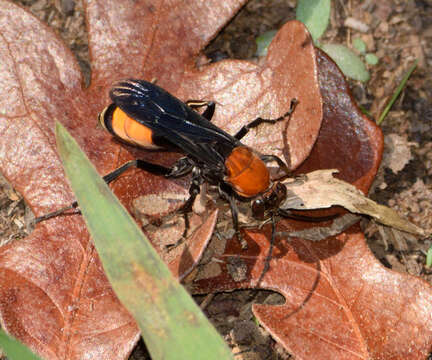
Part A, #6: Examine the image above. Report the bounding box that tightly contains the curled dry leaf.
[281,169,427,236]
[0,1,323,359]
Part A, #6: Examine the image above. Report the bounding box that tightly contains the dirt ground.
[2,0,432,359]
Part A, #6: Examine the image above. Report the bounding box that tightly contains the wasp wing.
[110,79,240,170]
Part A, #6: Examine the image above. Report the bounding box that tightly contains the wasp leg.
[163,157,201,243]
[186,100,215,121]
[256,214,277,286]
[165,167,203,250]
[103,159,172,182]
[33,203,79,224]
[166,157,194,178]
[260,154,290,178]
[258,209,328,286]
[131,158,199,244]
[219,186,248,250]
[34,159,174,224]
[171,166,202,215]
[234,98,298,140]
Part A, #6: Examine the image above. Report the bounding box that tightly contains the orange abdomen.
[111,107,160,149]
[225,146,270,198]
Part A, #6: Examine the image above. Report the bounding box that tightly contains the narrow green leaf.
[377,60,418,125]
[296,0,331,42]
[320,44,370,82]
[0,330,42,360]
[55,122,234,360]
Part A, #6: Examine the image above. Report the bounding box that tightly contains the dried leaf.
[1,0,431,359]
[0,1,322,359]
[281,169,426,236]
[193,226,432,360]
[383,133,415,174]
[0,1,248,359]
[191,48,432,360]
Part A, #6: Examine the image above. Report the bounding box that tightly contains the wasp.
[36,79,300,280]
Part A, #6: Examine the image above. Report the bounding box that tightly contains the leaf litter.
[0,0,432,360]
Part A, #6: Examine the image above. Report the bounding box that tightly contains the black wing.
[110,79,240,170]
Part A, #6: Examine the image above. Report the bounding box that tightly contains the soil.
[2,0,432,359]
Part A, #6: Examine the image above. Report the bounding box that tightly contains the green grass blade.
[55,122,233,360]
[0,330,43,360]
[377,60,418,125]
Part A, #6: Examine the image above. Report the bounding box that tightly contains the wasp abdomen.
[99,104,162,149]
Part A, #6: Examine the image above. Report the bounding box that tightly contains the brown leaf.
[296,49,383,192]
[193,227,432,360]
[0,1,246,359]
[190,49,432,359]
[87,0,246,88]
[175,21,322,169]
[0,1,323,359]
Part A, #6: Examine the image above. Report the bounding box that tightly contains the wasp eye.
[252,198,265,220]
